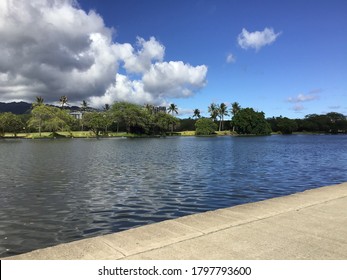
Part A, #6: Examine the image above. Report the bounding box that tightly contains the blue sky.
[0,0,346,119]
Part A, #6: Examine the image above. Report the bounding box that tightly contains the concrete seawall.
[4,183,347,260]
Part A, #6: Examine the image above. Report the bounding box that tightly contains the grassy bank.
[1,130,240,139]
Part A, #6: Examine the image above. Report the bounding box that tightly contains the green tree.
[83,112,111,137]
[103,103,110,111]
[29,105,52,136]
[276,117,298,134]
[231,102,241,116]
[59,95,68,109]
[231,102,241,132]
[152,112,179,135]
[326,112,347,133]
[208,103,218,122]
[232,107,271,135]
[145,104,155,115]
[218,103,229,131]
[304,114,330,132]
[167,103,179,133]
[0,112,24,137]
[167,103,178,116]
[195,118,218,135]
[192,109,201,119]
[33,96,44,108]
[29,105,73,136]
[111,102,148,133]
[80,100,89,131]
[81,100,88,112]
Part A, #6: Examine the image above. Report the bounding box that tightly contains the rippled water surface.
[1,135,347,257]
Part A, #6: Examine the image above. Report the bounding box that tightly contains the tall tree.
[29,105,51,136]
[167,103,178,132]
[192,109,201,119]
[80,100,88,131]
[32,96,44,108]
[167,103,178,116]
[145,104,154,115]
[231,102,241,131]
[231,102,241,116]
[208,103,218,122]
[81,100,88,112]
[218,103,229,131]
[59,95,68,109]
[103,103,110,111]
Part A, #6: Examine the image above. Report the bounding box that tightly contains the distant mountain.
[0,101,95,114]
[0,102,32,114]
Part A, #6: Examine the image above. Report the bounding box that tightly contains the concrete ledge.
[4,183,347,260]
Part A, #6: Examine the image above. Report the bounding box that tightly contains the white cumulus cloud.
[143,61,208,98]
[237,27,281,51]
[0,0,207,107]
[117,36,165,74]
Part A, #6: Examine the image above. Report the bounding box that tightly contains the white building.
[69,111,83,120]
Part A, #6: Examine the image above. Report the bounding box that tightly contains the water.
[1,135,347,257]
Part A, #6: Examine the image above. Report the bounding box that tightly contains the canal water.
[1,135,347,257]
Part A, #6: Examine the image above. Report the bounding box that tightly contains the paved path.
[4,183,347,260]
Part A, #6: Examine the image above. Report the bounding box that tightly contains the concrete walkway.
[4,183,347,260]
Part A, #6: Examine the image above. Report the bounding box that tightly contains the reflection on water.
[1,135,347,257]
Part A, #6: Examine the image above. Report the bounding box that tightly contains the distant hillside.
[0,101,94,114]
[0,102,32,114]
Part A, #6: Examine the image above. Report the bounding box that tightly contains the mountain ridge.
[0,102,83,114]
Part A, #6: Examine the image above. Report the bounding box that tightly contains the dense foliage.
[268,117,298,134]
[195,118,218,135]
[268,112,347,134]
[232,108,271,135]
[0,112,23,137]
[28,105,75,136]
[1,99,347,137]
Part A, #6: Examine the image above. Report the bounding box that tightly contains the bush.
[195,118,218,135]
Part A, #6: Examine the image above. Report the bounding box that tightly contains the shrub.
[195,118,218,135]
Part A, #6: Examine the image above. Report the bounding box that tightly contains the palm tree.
[167,103,178,116]
[59,96,68,109]
[208,103,218,122]
[103,103,110,111]
[192,109,201,119]
[81,100,88,112]
[167,103,178,133]
[231,102,241,116]
[218,103,229,131]
[145,104,154,114]
[80,100,89,131]
[32,96,44,108]
[231,102,241,132]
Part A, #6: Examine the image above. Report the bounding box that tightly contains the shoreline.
[2,130,346,140]
[3,182,347,260]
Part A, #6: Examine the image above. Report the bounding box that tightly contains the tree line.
[1,96,346,137]
[268,113,347,134]
[193,102,271,135]
[192,102,347,135]
[0,97,180,137]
